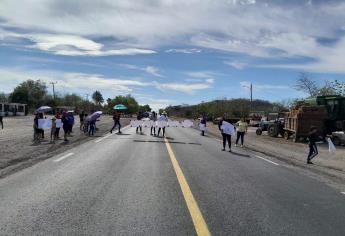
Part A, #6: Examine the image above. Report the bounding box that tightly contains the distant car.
[331,131,345,146]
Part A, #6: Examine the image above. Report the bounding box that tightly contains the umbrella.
[113,104,127,110]
[36,106,52,113]
[88,111,102,121]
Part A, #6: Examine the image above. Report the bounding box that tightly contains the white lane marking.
[54,153,74,162]
[94,125,131,143]
[95,133,113,143]
[255,155,279,166]
[341,192,345,195]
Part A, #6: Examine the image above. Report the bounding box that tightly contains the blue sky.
[1,0,345,110]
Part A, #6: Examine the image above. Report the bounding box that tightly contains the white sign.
[199,123,206,131]
[181,120,193,128]
[38,119,52,130]
[156,121,168,128]
[143,120,155,128]
[56,119,62,128]
[168,120,180,127]
[220,121,235,136]
[130,120,143,127]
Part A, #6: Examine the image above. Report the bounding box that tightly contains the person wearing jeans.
[307,126,320,164]
[235,118,248,147]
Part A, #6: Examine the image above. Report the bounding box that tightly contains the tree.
[139,104,151,113]
[92,90,104,106]
[9,79,47,109]
[294,72,319,97]
[0,92,8,102]
[107,94,139,114]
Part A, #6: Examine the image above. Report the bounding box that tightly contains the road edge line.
[255,155,279,166]
[164,138,211,236]
[54,152,74,162]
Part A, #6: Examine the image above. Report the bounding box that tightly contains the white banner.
[38,119,52,130]
[130,119,195,128]
[221,121,235,136]
[56,119,62,128]
[199,123,206,131]
[156,121,168,128]
[130,120,143,127]
[181,120,193,128]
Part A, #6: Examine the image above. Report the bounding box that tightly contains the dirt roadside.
[0,115,130,178]
[202,121,345,182]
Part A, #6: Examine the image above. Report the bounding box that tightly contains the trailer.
[282,106,328,142]
[0,103,27,116]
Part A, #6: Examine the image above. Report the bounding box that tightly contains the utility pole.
[50,81,57,100]
[242,83,253,111]
[250,83,253,112]
[85,93,89,101]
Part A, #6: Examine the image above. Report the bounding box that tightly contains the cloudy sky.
[1,0,345,110]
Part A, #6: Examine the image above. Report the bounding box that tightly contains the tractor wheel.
[268,124,279,137]
[283,131,290,140]
[256,128,262,135]
[332,137,341,146]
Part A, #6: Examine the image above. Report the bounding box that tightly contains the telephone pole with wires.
[50,81,58,100]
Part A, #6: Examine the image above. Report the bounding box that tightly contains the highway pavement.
[1,126,345,235]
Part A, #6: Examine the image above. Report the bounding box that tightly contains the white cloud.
[224,60,247,70]
[186,71,216,79]
[118,64,163,77]
[165,48,202,54]
[154,78,213,94]
[240,81,289,92]
[2,1,345,72]
[1,31,156,56]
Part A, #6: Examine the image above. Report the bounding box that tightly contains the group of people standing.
[33,111,76,143]
[133,111,168,137]
[217,117,248,152]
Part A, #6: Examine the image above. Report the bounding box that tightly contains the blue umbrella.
[36,106,52,113]
[113,104,127,110]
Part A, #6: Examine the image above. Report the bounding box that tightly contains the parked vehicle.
[0,102,27,116]
[331,131,345,146]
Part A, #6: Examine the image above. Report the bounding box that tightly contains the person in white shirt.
[157,112,168,137]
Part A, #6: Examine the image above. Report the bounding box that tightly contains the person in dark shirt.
[136,112,143,134]
[0,114,3,129]
[61,112,69,141]
[200,115,206,136]
[110,111,122,134]
[307,126,321,164]
[79,111,85,131]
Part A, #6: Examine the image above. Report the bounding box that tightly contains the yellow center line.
[164,138,211,236]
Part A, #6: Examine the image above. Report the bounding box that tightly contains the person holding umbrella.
[110,111,122,134]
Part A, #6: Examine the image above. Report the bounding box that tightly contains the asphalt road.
[1,126,345,235]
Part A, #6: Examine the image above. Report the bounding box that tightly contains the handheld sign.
[220,121,235,135]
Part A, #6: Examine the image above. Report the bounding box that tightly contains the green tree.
[107,94,139,114]
[92,90,104,106]
[139,104,151,113]
[0,92,8,102]
[9,79,47,109]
